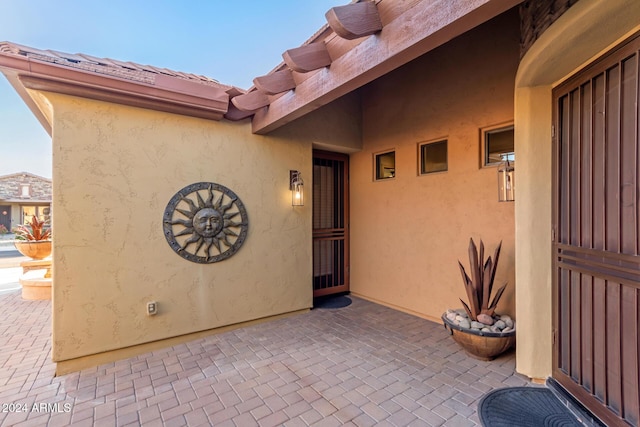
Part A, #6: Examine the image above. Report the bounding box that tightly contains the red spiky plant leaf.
[457,238,506,321]
[14,216,51,241]
[458,261,479,319]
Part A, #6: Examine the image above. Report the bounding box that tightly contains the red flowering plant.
[13,216,51,241]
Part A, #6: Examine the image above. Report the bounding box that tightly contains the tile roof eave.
[0,43,231,122]
[0,199,52,204]
[0,58,53,135]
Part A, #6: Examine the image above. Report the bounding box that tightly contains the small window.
[482,123,514,166]
[374,150,395,180]
[20,184,30,198]
[419,140,448,175]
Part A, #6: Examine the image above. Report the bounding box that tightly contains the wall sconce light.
[498,156,515,202]
[290,170,304,206]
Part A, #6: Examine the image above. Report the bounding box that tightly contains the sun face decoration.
[163,182,248,263]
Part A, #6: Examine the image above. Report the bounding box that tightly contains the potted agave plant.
[13,216,52,260]
[442,238,516,360]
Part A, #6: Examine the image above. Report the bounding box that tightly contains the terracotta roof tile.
[0,41,230,90]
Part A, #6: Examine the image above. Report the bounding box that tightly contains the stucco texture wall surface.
[44,93,313,362]
[350,10,520,321]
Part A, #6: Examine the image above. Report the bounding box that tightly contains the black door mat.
[479,387,583,426]
[313,295,352,309]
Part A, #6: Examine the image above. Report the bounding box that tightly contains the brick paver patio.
[0,291,531,426]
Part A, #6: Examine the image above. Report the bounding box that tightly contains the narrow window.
[20,183,30,197]
[482,124,514,166]
[374,150,395,180]
[419,140,448,175]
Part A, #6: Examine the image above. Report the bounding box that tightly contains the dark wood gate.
[0,206,10,232]
[553,32,640,426]
[313,150,349,298]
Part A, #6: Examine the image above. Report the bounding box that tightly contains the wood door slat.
[553,32,640,426]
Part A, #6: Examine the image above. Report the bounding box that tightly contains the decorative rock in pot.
[442,309,515,361]
[442,238,516,360]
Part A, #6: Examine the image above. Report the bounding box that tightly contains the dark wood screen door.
[553,32,640,427]
[313,150,349,298]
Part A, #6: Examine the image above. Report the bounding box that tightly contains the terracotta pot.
[442,313,515,361]
[14,240,52,260]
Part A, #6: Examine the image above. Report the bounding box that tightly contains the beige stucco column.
[515,0,640,380]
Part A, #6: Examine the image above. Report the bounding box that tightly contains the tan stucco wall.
[41,93,316,362]
[350,10,519,321]
[515,0,640,380]
[272,91,362,154]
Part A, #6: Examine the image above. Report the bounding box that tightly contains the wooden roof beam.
[230,90,270,112]
[282,43,332,73]
[224,87,255,121]
[252,0,521,134]
[224,103,255,121]
[253,69,296,95]
[326,1,383,40]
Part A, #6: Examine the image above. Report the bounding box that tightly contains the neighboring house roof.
[0,172,52,203]
[0,0,520,132]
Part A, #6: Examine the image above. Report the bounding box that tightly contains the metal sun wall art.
[163,182,248,263]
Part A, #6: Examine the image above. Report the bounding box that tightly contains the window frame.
[373,149,396,181]
[481,122,514,168]
[418,138,448,176]
[20,183,31,198]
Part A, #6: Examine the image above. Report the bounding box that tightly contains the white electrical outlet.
[146,301,158,316]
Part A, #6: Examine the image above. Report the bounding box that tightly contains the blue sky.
[0,1,341,178]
